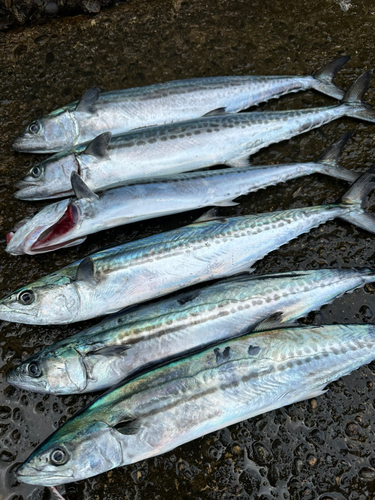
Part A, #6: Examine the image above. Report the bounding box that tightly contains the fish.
[6,268,375,394]
[7,132,359,255]
[2,166,375,325]
[16,323,375,486]
[12,57,349,154]
[13,71,375,201]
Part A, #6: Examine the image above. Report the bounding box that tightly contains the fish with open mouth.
[6,132,359,255]
[14,71,375,201]
[6,268,375,394]
[12,57,349,153]
[1,166,375,324]
[16,323,375,486]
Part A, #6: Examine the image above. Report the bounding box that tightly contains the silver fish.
[7,132,359,255]
[12,57,348,153]
[1,166,375,325]
[16,324,375,486]
[6,268,375,394]
[14,71,374,201]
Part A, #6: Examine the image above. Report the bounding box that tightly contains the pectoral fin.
[84,132,112,159]
[71,172,99,201]
[76,257,98,285]
[76,87,101,113]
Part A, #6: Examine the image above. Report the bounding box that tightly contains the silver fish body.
[12,57,348,153]
[7,268,375,394]
[16,324,375,486]
[14,72,375,201]
[7,131,359,255]
[1,165,375,325]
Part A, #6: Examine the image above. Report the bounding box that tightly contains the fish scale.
[7,268,375,394]
[16,325,375,486]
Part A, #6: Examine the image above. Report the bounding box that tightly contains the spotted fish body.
[16,324,375,486]
[12,57,348,153]
[7,268,375,394]
[7,131,359,255]
[2,163,375,325]
[14,71,375,201]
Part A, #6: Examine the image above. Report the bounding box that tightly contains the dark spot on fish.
[248,345,261,356]
[214,346,231,364]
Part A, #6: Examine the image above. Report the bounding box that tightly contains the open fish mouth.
[6,202,82,255]
[30,203,80,252]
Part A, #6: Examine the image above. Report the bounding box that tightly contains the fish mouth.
[29,203,80,253]
[17,465,74,486]
[14,181,74,201]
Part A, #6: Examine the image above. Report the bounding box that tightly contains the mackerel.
[12,57,348,154]
[7,268,375,394]
[14,71,375,201]
[16,324,375,486]
[7,132,359,255]
[2,167,375,325]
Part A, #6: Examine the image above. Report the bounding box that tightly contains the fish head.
[6,199,85,255]
[7,344,88,394]
[0,273,81,325]
[17,420,124,485]
[12,109,77,153]
[14,151,80,201]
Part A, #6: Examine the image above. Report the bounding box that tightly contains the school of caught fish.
[3,56,375,494]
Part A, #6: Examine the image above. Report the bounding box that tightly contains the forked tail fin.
[314,130,360,183]
[339,165,375,233]
[342,71,375,123]
[312,56,350,100]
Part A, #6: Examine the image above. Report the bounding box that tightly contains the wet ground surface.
[1,0,375,498]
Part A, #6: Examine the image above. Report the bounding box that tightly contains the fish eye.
[27,362,42,378]
[28,122,40,134]
[31,166,42,178]
[17,290,35,306]
[50,447,69,466]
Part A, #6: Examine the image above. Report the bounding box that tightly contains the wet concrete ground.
[1,0,375,498]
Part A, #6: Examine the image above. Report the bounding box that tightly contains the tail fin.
[339,166,375,233]
[341,71,375,123]
[314,131,360,183]
[312,56,350,100]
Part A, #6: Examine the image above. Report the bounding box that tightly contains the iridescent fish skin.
[2,166,375,325]
[7,132,359,255]
[12,57,348,153]
[16,324,375,486]
[14,71,374,201]
[6,268,375,394]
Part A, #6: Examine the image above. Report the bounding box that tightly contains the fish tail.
[339,165,375,233]
[341,71,375,123]
[312,56,350,100]
[314,130,360,183]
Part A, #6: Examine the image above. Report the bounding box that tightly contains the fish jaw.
[0,281,81,325]
[12,111,78,153]
[17,422,123,486]
[14,153,79,201]
[6,199,75,255]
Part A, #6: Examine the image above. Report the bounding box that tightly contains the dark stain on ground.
[1,0,375,499]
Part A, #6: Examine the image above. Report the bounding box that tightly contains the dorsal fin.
[76,87,100,113]
[202,107,226,117]
[71,172,99,201]
[76,257,97,285]
[113,418,141,435]
[84,132,112,159]
[192,208,228,224]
